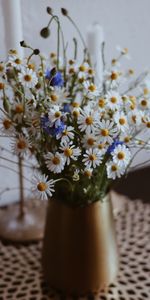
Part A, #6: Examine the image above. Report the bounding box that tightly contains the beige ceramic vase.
[42,194,119,295]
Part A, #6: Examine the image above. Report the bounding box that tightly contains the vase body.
[42,195,119,295]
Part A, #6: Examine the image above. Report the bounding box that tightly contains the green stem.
[67,15,87,50]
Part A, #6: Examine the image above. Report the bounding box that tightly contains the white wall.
[0,0,150,205]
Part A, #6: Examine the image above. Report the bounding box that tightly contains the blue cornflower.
[107,140,124,154]
[63,103,71,113]
[45,69,64,87]
[41,115,52,135]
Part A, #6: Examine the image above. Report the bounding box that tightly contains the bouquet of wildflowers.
[1,7,150,206]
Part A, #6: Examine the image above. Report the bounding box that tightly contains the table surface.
[0,195,150,300]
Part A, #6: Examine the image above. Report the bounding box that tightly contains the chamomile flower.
[83,81,100,98]
[48,105,63,123]
[138,98,150,111]
[83,148,102,168]
[127,109,143,126]
[116,46,131,59]
[50,87,66,104]
[18,67,38,88]
[95,119,117,144]
[60,141,81,165]
[97,97,107,112]
[77,106,98,134]
[83,167,93,178]
[106,91,122,111]
[0,117,14,136]
[114,111,128,132]
[12,100,25,123]
[8,55,23,71]
[111,144,131,167]
[11,134,30,157]
[59,126,75,143]
[44,152,65,174]
[32,173,55,200]
[82,133,97,149]
[106,160,126,180]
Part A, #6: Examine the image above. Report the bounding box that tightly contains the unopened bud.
[46,6,53,15]
[34,49,40,55]
[40,27,50,38]
[20,40,27,47]
[61,8,68,16]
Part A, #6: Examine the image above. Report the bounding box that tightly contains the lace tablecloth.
[0,195,150,300]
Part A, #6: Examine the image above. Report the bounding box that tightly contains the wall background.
[0,0,150,205]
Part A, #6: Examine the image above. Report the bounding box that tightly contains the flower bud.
[40,27,50,38]
[61,8,68,16]
[20,40,27,47]
[46,6,53,15]
[34,49,40,55]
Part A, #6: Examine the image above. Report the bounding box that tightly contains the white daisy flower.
[127,109,143,126]
[44,152,65,174]
[83,81,100,98]
[96,97,107,112]
[114,111,129,132]
[82,148,102,169]
[82,133,97,149]
[18,67,38,88]
[32,173,55,200]
[48,105,62,123]
[83,167,93,178]
[11,134,30,157]
[106,91,122,111]
[50,87,67,104]
[8,55,23,71]
[77,106,98,134]
[138,98,150,111]
[116,46,131,60]
[0,117,15,136]
[58,126,74,143]
[95,119,117,144]
[12,100,25,123]
[60,141,81,165]
[106,160,126,180]
[111,144,131,167]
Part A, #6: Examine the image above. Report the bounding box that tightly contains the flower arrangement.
[1,7,150,206]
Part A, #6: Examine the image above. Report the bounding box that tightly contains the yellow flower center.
[3,119,12,129]
[143,88,149,95]
[98,143,105,149]
[69,67,75,74]
[52,156,60,165]
[15,104,24,113]
[51,94,58,102]
[50,52,56,58]
[122,96,128,102]
[28,63,35,71]
[17,140,27,149]
[0,64,4,72]
[24,74,32,82]
[37,182,47,192]
[84,170,92,177]
[72,102,80,108]
[63,130,68,136]
[110,97,117,103]
[111,59,117,65]
[111,72,118,80]
[141,99,147,107]
[98,98,105,108]
[124,136,130,143]
[55,111,61,118]
[117,151,125,160]
[0,82,5,90]
[73,110,80,118]
[88,84,96,92]
[88,68,94,75]
[87,138,95,146]
[101,129,109,136]
[130,104,136,110]
[38,71,43,77]
[79,65,86,72]
[78,77,85,84]
[15,58,22,65]
[128,69,134,75]
[64,148,73,157]
[119,118,126,125]
[132,115,136,123]
[85,116,93,125]
[89,154,96,161]
[122,48,128,54]
[69,59,74,65]
[111,165,118,172]
[146,122,150,128]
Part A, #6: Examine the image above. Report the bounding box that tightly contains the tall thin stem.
[18,156,25,218]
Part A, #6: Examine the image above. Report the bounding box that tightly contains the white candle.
[2,0,24,58]
[87,23,104,86]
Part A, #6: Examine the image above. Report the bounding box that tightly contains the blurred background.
[0,0,150,204]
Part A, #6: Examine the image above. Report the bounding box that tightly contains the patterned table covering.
[0,195,150,300]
